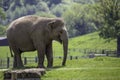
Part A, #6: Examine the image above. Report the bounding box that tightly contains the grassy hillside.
[69,32,116,50]
[53,32,116,56]
[0,32,117,58]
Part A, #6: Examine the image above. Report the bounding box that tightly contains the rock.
[4,68,46,80]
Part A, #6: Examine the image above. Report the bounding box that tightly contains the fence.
[0,57,38,69]
[0,56,87,69]
[0,49,117,69]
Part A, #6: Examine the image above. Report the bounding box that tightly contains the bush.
[0,25,6,36]
[35,11,56,18]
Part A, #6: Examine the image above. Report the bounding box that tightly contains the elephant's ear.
[47,20,57,31]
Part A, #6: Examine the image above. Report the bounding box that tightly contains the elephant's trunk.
[61,31,68,66]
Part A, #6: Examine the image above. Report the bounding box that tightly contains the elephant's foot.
[18,64,24,68]
[47,66,52,68]
[47,64,53,68]
[37,64,45,68]
[47,60,53,68]
[13,65,24,68]
[13,62,24,68]
[13,64,24,68]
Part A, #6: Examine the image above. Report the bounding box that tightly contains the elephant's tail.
[9,46,13,57]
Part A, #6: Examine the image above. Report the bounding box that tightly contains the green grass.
[43,69,120,80]
[1,57,120,80]
[0,71,3,80]
[41,57,120,80]
[22,57,120,80]
[69,32,116,50]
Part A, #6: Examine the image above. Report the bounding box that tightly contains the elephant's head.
[48,18,68,66]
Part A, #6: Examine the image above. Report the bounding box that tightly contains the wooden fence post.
[70,56,72,60]
[75,56,78,59]
[102,50,105,54]
[84,49,86,54]
[35,57,38,63]
[7,57,10,68]
[24,57,27,65]
[59,56,62,59]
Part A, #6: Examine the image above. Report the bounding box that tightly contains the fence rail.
[0,49,117,69]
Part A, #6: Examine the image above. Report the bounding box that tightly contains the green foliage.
[94,0,120,56]
[0,25,6,36]
[48,0,62,7]
[63,3,97,37]
[1,0,119,38]
[36,1,49,12]
[35,11,55,18]
[51,3,69,17]
[0,0,102,37]
[0,8,5,19]
[96,0,120,39]
[73,0,96,4]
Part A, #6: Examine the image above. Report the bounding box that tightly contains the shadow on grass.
[10,65,65,71]
[10,66,37,70]
[46,65,65,71]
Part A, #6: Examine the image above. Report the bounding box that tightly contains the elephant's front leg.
[46,43,53,68]
[37,45,45,68]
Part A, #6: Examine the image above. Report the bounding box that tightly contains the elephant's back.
[7,15,38,30]
[7,15,38,52]
[7,15,39,37]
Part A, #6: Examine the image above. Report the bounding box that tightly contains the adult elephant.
[7,15,68,68]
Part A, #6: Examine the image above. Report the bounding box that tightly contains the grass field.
[0,57,120,80]
[40,57,120,80]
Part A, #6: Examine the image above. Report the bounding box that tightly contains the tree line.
[0,0,98,36]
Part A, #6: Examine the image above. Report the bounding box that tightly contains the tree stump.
[4,68,46,80]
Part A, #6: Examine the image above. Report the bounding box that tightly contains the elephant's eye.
[60,30,63,34]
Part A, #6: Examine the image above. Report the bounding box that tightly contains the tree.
[48,0,62,7]
[36,1,49,12]
[73,0,95,4]
[97,0,120,56]
[0,7,5,19]
[35,11,55,18]
[63,3,96,37]
[0,25,6,36]
[51,3,69,17]
[0,0,5,23]
[23,0,38,6]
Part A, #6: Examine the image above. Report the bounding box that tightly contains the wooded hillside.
[0,0,120,40]
[0,0,99,37]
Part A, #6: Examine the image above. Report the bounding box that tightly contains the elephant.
[7,15,68,68]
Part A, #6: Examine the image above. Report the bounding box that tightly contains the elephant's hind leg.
[12,46,24,68]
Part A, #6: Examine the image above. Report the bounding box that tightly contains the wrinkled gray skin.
[7,15,68,68]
